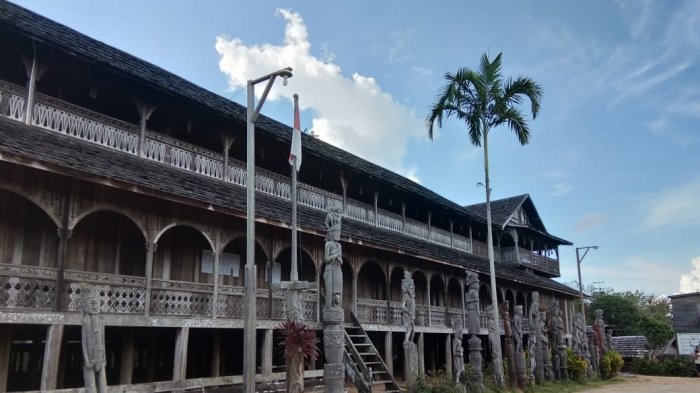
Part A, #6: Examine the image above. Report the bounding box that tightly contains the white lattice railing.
[0,82,26,121]
[63,270,147,314]
[356,298,389,324]
[0,81,562,276]
[0,263,57,310]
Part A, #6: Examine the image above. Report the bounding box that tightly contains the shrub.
[599,351,624,379]
[415,370,462,393]
[630,357,696,377]
[566,348,589,381]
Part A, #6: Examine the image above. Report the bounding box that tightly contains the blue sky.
[14,0,700,295]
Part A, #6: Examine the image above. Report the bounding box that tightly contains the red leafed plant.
[278,320,320,393]
[278,320,320,360]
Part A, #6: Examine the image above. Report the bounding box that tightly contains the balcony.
[499,246,560,277]
[0,80,560,277]
[0,263,317,321]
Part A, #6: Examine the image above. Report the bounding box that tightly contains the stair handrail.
[349,312,400,390]
[343,334,372,393]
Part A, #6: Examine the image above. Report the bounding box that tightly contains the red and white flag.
[289,94,302,171]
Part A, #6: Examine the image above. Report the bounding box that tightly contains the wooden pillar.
[352,267,358,315]
[445,333,452,375]
[212,249,221,318]
[173,327,190,381]
[340,174,347,214]
[427,276,432,327]
[120,328,134,385]
[469,226,473,253]
[261,329,273,374]
[40,324,64,391]
[20,44,48,125]
[401,203,406,234]
[384,331,393,375]
[220,133,235,181]
[373,192,379,227]
[0,326,11,392]
[135,100,156,158]
[449,221,454,248]
[144,241,157,316]
[417,332,425,376]
[211,330,221,377]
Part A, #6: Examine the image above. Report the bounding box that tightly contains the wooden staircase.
[343,312,401,393]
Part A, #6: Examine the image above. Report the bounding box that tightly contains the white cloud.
[679,256,700,293]
[575,212,607,232]
[550,182,572,197]
[215,9,423,179]
[643,179,700,229]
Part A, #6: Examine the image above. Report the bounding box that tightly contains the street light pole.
[576,245,598,321]
[243,67,292,393]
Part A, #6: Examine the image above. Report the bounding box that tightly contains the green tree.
[636,313,674,357]
[426,52,542,387]
[589,293,641,333]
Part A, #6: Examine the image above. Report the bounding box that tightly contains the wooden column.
[445,333,452,375]
[40,324,64,391]
[212,249,221,319]
[373,192,379,226]
[401,203,406,234]
[469,226,473,253]
[427,277,432,327]
[220,133,235,181]
[135,100,156,158]
[120,328,134,385]
[0,326,11,392]
[384,331,393,375]
[449,221,454,247]
[352,267,358,315]
[340,174,347,214]
[211,330,221,377]
[144,241,157,316]
[261,329,273,374]
[21,44,48,126]
[417,332,425,376]
[173,327,190,381]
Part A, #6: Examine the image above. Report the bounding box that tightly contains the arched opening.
[219,237,268,289]
[516,291,527,315]
[357,261,386,300]
[413,271,428,305]
[446,277,462,309]
[67,211,146,276]
[0,190,58,267]
[389,266,404,302]
[355,261,387,324]
[153,226,212,283]
[429,274,445,307]
[274,247,316,284]
[505,289,515,317]
[479,284,490,312]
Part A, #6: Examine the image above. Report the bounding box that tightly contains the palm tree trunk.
[483,124,505,387]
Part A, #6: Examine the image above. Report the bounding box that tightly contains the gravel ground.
[578,374,699,392]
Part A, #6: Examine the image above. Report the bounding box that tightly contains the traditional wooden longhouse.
[0,1,579,391]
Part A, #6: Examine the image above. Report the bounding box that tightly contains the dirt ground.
[578,374,699,393]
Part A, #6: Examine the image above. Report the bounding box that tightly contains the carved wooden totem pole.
[81,285,107,393]
[402,271,418,391]
[322,207,344,393]
[528,291,544,384]
[512,305,527,389]
[465,270,484,392]
[500,301,516,388]
[451,316,465,392]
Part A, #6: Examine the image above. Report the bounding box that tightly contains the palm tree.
[426,52,542,387]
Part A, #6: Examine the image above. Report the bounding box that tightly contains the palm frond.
[503,76,543,119]
[494,107,530,145]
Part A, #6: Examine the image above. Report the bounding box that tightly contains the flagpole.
[290,93,300,282]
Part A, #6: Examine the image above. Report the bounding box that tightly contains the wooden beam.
[173,327,190,381]
[0,325,11,392]
[40,324,64,391]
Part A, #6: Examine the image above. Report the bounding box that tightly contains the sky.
[12,0,700,296]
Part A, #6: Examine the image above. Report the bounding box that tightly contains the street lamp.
[243,66,293,393]
[576,245,598,320]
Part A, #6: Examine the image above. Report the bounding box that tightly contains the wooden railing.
[0,263,57,310]
[0,81,560,276]
[500,246,560,276]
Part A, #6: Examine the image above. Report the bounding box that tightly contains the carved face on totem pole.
[82,286,100,315]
